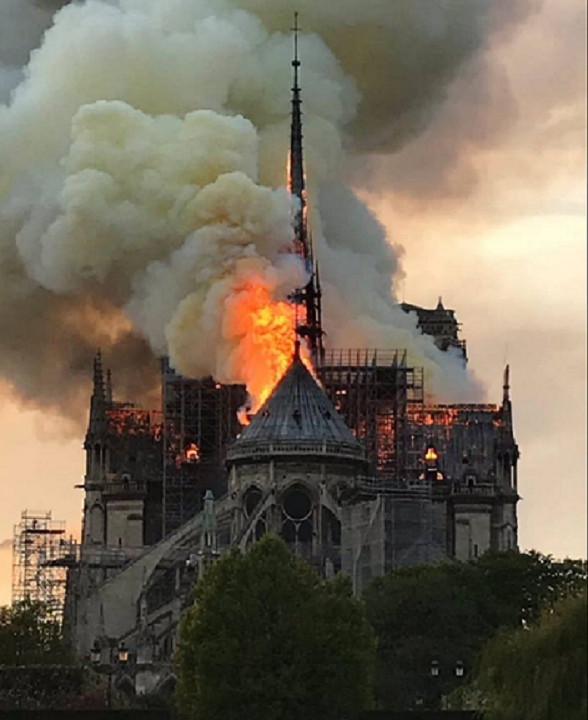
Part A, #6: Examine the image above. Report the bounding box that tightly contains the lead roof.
[231,353,363,453]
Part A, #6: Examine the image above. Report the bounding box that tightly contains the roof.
[227,352,365,464]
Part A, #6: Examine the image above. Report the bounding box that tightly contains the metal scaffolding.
[160,350,426,535]
[317,350,425,481]
[162,359,247,537]
[11,511,76,623]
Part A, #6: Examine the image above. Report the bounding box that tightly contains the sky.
[0,0,586,605]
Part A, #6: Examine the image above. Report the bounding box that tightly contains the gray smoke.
[0,0,535,419]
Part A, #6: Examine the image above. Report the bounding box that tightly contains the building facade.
[64,348,519,693]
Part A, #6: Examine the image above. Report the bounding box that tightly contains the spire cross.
[292,12,301,72]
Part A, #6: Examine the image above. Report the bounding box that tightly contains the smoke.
[0,0,534,417]
[0,0,71,103]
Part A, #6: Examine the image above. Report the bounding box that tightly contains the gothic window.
[466,474,477,488]
[281,485,313,548]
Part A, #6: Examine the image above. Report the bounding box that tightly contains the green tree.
[473,588,587,720]
[0,599,70,666]
[363,551,586,710]
[175,535,375,720]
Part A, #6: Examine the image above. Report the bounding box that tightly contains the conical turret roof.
[227,352,365,464]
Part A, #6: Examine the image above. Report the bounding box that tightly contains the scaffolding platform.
[11,511,77,623]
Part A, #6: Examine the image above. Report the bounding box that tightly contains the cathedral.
[63,37,520,696]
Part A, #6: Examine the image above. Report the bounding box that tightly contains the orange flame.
[185,443,201,463]
[425,446,439,462]
[226,282,312,425]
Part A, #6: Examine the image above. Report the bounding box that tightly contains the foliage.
[175,535,376,720]
[363,551,587,710]
[471,588,587,720]
[0,665,114,710]
[0,599,71,666]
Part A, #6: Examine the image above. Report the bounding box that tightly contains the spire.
[93,350,105,401]
[290,10,306,249]
[500,364,514,432]
[88,349,108,433]
[503,364,511,404]
[288,13,324,364]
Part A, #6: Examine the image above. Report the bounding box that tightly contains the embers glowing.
[185,443,201,464]
[425,446,439,463]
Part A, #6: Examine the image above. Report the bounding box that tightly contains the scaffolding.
[317,350,425,482]
[11,511,76,623]
[162,359,247,537]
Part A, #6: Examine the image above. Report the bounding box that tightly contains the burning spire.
[289,13,324,365]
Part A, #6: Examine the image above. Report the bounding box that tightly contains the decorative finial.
[503,364,511,403]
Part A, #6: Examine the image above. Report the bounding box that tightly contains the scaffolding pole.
[162,359,247,537]
[11,511,75,624]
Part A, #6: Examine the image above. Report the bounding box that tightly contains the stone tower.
[82,351,110,548]
[81,352,161,557]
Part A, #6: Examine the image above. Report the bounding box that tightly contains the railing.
[102,481,146,497]
[353,477,434,499]
[227,439,365,462]
[319,348,409,369]
[451,485,498,497]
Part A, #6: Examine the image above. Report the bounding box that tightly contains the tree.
[0,599,71,666]
[175,535,375,720]
[362,551,587,710]
[472,588,587,720]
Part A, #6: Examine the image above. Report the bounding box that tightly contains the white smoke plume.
[0,0,533,418]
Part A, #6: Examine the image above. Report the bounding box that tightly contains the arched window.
[281,485,313,549]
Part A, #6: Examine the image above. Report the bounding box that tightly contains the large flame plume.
[225,282,298,420]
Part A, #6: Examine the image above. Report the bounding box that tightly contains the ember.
[185,443,201,463]
[425,446,439,462]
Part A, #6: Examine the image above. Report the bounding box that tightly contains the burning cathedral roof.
[227,349,365,463]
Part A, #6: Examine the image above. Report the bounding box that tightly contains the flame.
[227,282,312,425]
[425,446,439,462]
[185,443,201,463]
